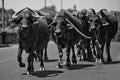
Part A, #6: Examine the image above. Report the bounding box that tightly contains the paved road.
[0,42,120,80]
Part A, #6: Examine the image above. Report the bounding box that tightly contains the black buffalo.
[88,9,118,63]
[75,9,94,61]
[11,7,50,74]
[50,11,91,68]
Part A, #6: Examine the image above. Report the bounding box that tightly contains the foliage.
[1,6,120,43]
[113,11,120,41]
[0,8,15,29]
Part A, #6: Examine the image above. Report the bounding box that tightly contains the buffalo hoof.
[78,58,83,61]
[78,57,82,61]
[26,70,34,75]
[26,67,34,75]
[64,62,71,67]
[96,59,103,64]
[72,59,77,64]
[26,71,30,75]
[44,57,49,61]
[57,62,63,68]
[34,56,39,61]
[19,63,25,68]
[78,56,86,61]
[107,58,112,63]
[39,67,45,71]
[57,64,63,68]
[98,59,102,63]
[95,58,105,64]
[95,58,100,63]
[57,65,63,68]
[86,58,93,61]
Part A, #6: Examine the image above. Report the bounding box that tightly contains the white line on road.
[0,41,55,63]
[0,57,17,63]
[0,41,55,49]
[0,56,27,64]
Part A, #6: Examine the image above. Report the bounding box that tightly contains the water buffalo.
[11,7,50,74]
[49,11,91,68]
[75,9,94,61]
[88,9,118,63]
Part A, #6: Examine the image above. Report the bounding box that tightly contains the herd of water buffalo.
[9,7,118,74]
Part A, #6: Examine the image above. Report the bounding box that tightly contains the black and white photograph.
[0,0,120,80]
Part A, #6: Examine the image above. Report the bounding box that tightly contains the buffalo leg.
[39,50,45,71]
[76,41,81,60]
[82,42,87,61]
[76,41,86,61]
[106,41,112,62]
[44,44,49,61]
[71,46,77,64]
[90,40,97,60]
[76,46,83,61]
[65,46,71,67]
[95,40,105,63]
[17,45,25,67]
[99,40,105,63]
[57,45,63,68]
[86,40,93,61]
[27,53,34,75]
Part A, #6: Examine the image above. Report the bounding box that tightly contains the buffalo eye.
[20,26,29,30]
[28,17,36,23]
[13,17,22,24]
[52,22,57,26]
[95,19,101,23]
[88,20,92,23]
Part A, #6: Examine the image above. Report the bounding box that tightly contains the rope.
[65,18,91,39]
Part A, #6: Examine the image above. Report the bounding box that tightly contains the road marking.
[0,41,55,50]
[0,41,55,63]
[0,59,11,63]
[0,57,16,63]
[0,56,27,64]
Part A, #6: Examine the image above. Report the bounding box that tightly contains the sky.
[0,0,120,12]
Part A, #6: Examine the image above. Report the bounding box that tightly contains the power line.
[49,0,54,5]
[45,0,47,11]
[61,0,63,10]
[2,0,5,30]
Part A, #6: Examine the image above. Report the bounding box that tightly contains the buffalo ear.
[30,17,37,23]
[11,17,22,24]
[67,24,74,30]
[96,18,101,23]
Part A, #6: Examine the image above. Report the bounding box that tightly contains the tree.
[40,5,56,12]
[39,5,57,18]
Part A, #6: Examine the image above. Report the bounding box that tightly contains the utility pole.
[61,0,63,10]
[1,0,6,44]
[45,0,47,12]
[73,4,77,11]
[2,0,5,30]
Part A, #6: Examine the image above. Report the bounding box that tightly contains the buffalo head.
[51,13,73,38]
[88,9,111,33]
[10,7,41,40]
[11,7,40,27]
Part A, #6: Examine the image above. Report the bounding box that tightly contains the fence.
[0,32,18,44]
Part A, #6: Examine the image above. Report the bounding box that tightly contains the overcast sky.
[0,0,120,12]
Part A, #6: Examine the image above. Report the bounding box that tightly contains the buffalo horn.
[12,12,18,18]
[12,7,30,18]
[26,7,40,18]
[65,18,91,39]
[89,8,96,16]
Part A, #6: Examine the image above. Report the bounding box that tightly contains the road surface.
[0,41,120,80]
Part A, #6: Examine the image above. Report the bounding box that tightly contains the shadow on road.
[104,60,120,65]
[0,44,9,48]
[44,59,58,62]
[68,64,95,70]
[30,70,64,78]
